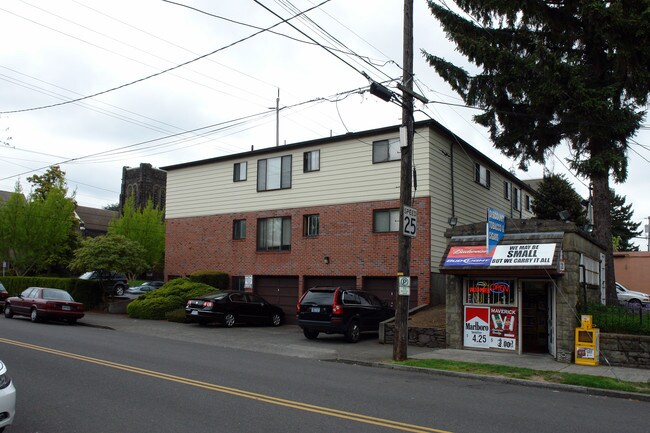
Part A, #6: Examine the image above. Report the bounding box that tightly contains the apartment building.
[162,119,535,320]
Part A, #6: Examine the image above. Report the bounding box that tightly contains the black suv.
[79,271,129,296]
[297,287,394,343]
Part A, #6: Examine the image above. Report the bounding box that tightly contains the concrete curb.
[332,359,650,403]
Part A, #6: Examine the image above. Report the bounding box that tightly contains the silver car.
[616,282,650,306]
[0,360,16,432]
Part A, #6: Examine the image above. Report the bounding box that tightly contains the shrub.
[189,270,229,290]
[165,307,187,323]
[126,278,214,320]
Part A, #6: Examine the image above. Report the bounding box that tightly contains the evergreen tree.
[424,0,650,304]
[532,174,587,226]
[611,192,641,251]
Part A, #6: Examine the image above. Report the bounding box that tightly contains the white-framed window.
[303,150,320,172]
[525,194,533,212]
[257,217,291,251]
[372,138,400,163]
[503,181,511,200]
[475,163,491,188]
[233,219,246,240]
[465,278,516,306]
[257,155,292,191]
[373,208,400,232]
[233,162,247,182]
[303,214,320,237]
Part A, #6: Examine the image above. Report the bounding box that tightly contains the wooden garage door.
[254,276,299,324]
[363,276,418,309]
[303,276,357,290]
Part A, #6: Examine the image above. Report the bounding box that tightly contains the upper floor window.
[372,138,400,163]
[257,155,292,191]
[233,162,247,182]
[233,219,246,240]
[513,187,521,211]
[303,214,320,237]
[303,150,320,172]
[373,208,400,232]
[475,163,491,188]
[257,217,291,251]
[503,181,511,200]
[525,194,533,212]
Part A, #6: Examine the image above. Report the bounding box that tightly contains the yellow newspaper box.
[575,315,599,366]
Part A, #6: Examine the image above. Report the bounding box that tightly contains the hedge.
[189,270,229,290]
[126,278,215,320]
[0,276,103,309]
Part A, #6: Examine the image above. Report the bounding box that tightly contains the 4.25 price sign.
[402,205,417,238]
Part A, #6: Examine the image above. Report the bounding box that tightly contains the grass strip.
[394,359,650,394]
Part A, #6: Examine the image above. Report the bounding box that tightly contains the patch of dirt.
[408,305,446,328]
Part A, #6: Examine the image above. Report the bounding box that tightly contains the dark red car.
[0,283,8,308]
[3,287,84,324]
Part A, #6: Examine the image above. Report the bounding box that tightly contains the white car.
[0,360,16,432]
[616,283,650,306]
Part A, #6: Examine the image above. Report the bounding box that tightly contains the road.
[1,316,647,433]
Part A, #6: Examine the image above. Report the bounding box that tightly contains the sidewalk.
[80,312,650,396]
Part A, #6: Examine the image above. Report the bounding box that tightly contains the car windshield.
[42,289,74,301]
[302,290,335,305]
[0,282,6,293]
[200,292,229,300]
[79,272,95,280]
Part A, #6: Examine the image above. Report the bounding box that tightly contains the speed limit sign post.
[402,205,417,238]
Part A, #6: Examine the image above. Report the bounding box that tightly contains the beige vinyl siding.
[168,134,410,219]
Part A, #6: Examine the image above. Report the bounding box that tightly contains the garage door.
[254,276,299,324]
[363,276,418,309]
[303,276,357,290]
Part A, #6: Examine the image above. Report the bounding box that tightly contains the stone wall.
[600,333,650,369]
[382,323,446,348]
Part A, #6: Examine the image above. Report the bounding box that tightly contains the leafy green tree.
[108,196,165,272]
[424,1,650,304]
[0,185,76,275]
[532,174,587,226]
[69,234,148,283]
[26,165,68,201]
[611,192,642,251]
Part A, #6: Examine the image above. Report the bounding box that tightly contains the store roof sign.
[486,207,506,254]
[490,243,556,267]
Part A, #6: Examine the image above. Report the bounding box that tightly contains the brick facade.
[165,197,432,303]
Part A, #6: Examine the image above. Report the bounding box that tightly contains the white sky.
[0,0,648,248]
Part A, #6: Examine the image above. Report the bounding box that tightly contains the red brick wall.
[165,197,432,305]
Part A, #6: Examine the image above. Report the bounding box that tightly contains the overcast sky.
[1,0,648,248]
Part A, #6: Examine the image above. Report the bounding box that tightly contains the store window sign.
[464,306,517,351]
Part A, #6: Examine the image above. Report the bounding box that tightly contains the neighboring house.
[75,206,118,237]
[119,163,167,212]
[162,119,535,320]
[614,251,650,296]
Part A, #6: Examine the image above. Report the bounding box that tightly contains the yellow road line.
[0,337,452,433]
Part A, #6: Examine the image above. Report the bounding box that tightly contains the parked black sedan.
[185,291,284,327]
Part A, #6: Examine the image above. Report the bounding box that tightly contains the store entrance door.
[521,281,550,353]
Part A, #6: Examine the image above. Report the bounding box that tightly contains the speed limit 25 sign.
[402,205,417,238]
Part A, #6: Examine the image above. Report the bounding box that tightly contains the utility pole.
[393,0,414,362]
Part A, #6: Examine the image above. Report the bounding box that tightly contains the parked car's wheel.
[271,313,282,327]
[224,313,236,328]
[114,285,126,296]
[4,304,13,318]
[30,308,40,323]
[303,328,319,340]
[345,321,361,343]
[68,318,78,325]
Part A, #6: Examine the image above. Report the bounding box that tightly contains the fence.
[580,303,650,335]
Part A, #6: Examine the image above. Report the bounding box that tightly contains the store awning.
[439,232,565,277]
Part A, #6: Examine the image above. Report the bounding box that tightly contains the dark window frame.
[373,208,400,233]
[257,216,292,251]
[303,150,320,172]
[475,163,491,189]
[257,155,292,191]
[372,138,401,163]
[303,214,320,237]
[233,162,247,182]
[233,219,246,240]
